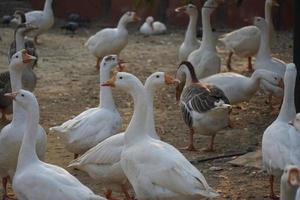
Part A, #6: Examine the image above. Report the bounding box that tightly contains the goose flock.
[0,0,297,199]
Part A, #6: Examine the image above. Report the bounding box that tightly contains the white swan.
[262,63,298,198]
[280,165,300,200]
[50,55,122,158]
[219,0,279,71]
[175,4,201,62]
[68,72,178,200]
[201,69,282,104]
[15,0,54,44]
[176,61,231,151]
[188,0,221,79]
[102,71,219,199]
[140,16,167,35]
[5,90,105,200]
[0,50,47,200]
[85,12,140,69]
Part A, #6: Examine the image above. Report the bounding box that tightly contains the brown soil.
[0,24,293,199]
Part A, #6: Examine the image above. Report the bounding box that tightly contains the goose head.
[175,4,198,17]
[5,89,38,111]
[12,10,26,24]
[202,0,223,15]
[145,16,154,30]
[266,0,279,8]
[102,72,143,93]
[253,16,267,30]
[120,11,141,24]
[254,70,282,87]
[146,72,180,89]
[289,113,300,132]
[280,165,300,200]
[100,55,126,72]
[9,49,36,70]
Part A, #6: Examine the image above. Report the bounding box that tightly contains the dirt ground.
[0,22,293,199]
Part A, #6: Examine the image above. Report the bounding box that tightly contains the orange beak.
[22,49,36,64]
[288,168,300,186]
[101,76,116,87]
[175,6,187,12]
[133,14,141,22]
[164,74,180,85]
[4,92,18,100]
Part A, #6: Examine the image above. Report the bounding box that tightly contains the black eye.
[119,77,123,79]
[16,55,19,58]
[21,94,25,97]
[156,75,160,78]
[274,77,278,80]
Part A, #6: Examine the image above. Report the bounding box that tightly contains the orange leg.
[181,128,197,151]
[269,175,279,199]
[248,57,253,71]
[226,52,233,71]
[203,135,216,152]
[121,184,131,200]
[2,177,9,200]
[105,189,121,200]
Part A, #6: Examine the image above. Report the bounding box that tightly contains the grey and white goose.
[0,23,37,121]
[176,61,231,151]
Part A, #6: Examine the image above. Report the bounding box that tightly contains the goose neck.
[44,0,53,12]
[277,71,296,122]
[99,68,116,110]
[124,84,148,146]
[16,104,40,170]
[265,2,274,45]
[256,24,271,59]
[184,13,198,43]
[280,178,297,200]
[117,17,129,30]
[201,9,215,50]
[144,83,159,139]
[249,71,263,91]
[15,31,25,51]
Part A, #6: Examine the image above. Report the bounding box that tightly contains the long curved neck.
[201,9,215,51]
[280,180,297,200]
[16,105,40,170]
[124,84,148,146]
[144,83,160,139]
[256,24,271,59]
[99,68,116,110]
[117,17,129,30]
[247,71,263,93]
[15,31,25,51]
[10,68,26,122]
[44,0,53,13]
[265,3,274,45]
[277,71,296,122]
[184,13,198,43]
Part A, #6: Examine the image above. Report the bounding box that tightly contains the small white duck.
[280,165,300,200]
[6,90,105,200]
[139,16,167,35]
[201,69,282,104]
[50,55,123,159]
[188,0,221,79]
[85,11,140,69]
[0,50,47,200]
[176,61,231,152]
[219,0,279,71]
[175,4,201,62]
[69,72,178,200]
[14,0,54,44]
[262,63,299,199]
[101,71,219,200]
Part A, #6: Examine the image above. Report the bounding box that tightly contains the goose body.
[21,0,54,43]
[140,16,167,35]
[0,50,47,200]
[69,72,177,199]
[9,90,105,200]
[50,55,122,157]
[176,61,231,151]
[262,63,298,198]
[201,69,282,104]
[175,4,201,62]
[219,0,279,71]
[188,0,221,79]
[102,72,219,200]
[85,12,140,69]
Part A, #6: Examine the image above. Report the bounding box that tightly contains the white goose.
[69,72,178,200]
[15,0,54,44]
[175,4,201,62]
[201,69,282,104]
[102,72,219,200]
[0,50,47,200]
[50,55,122,159]
[6,90,105,200]
[188,0,221,79]
[219,0,279,71]
[85,11,140,69]
[139,16,167,35]
[262,63,299,199]
[280,165,300,200]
